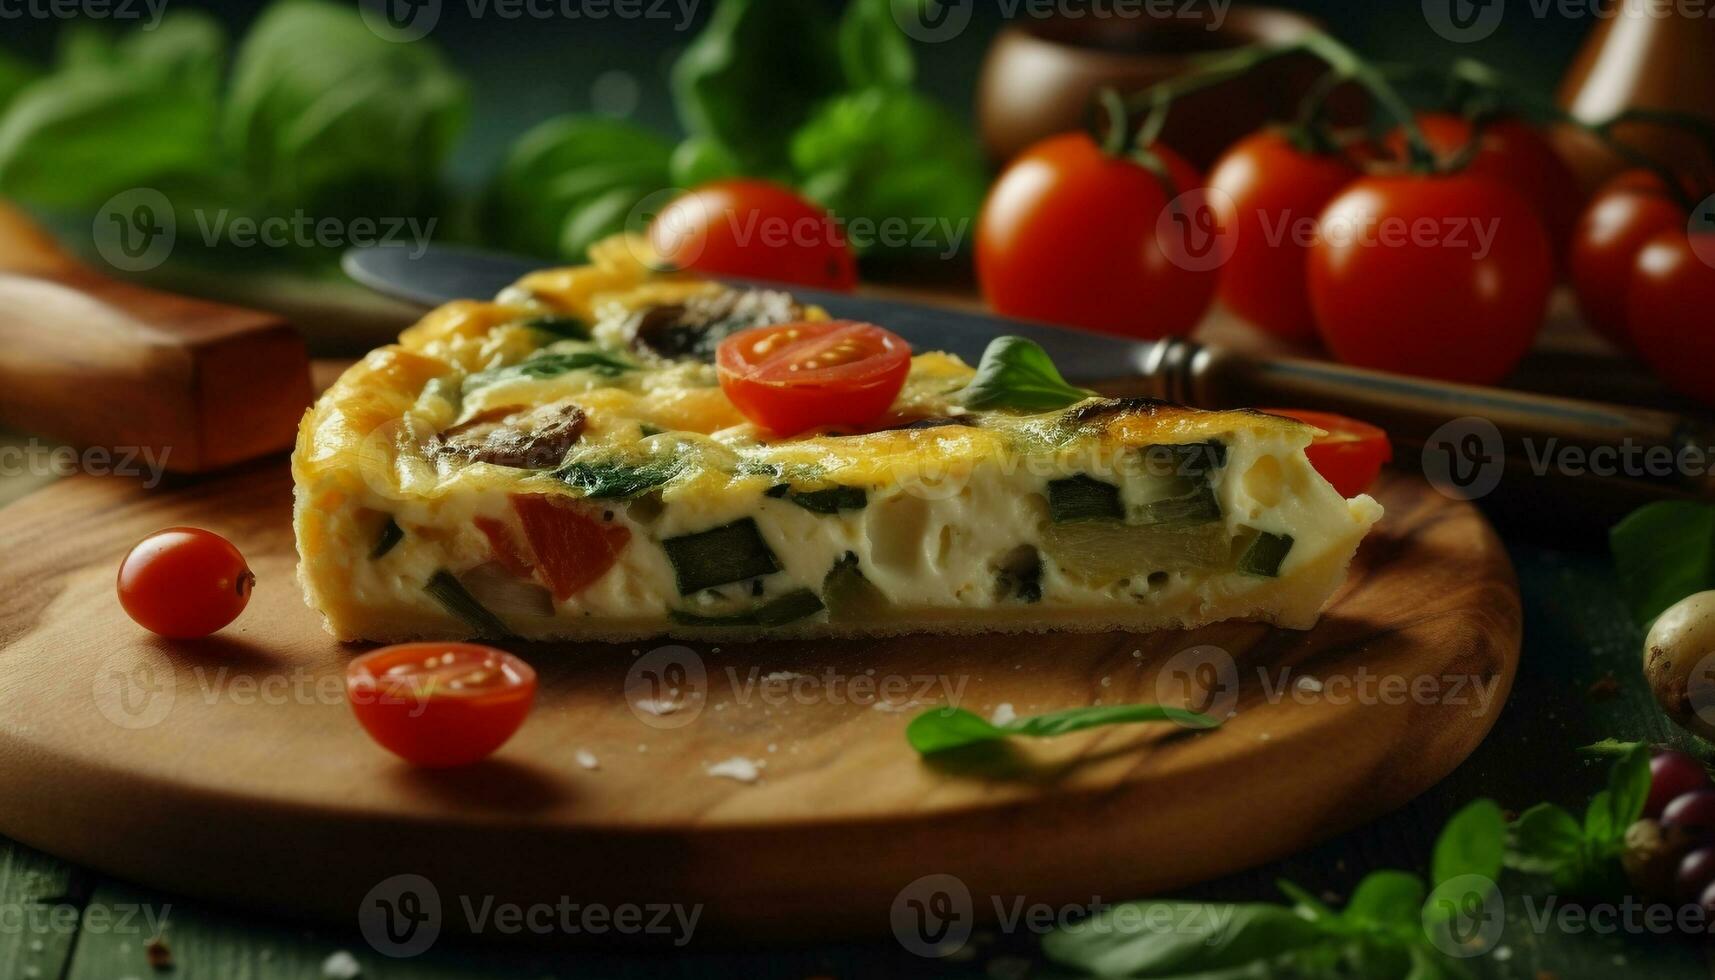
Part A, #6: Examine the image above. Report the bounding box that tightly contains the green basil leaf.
[1042,901,1328,977]
[669,135,741,188]
[1341,870,1426,931]
[838,0,914,90]
[791,87,985,257]
[1611,501,1715,625]
[1431,798,1506,887]
[485,115,672,261]
[225,0,467,220]
[1606,741,1653,838]
[60,12,226,96]
[1274,879,1336,923]
[958,336,1098,412]
[906,703,1217,755]
[1578,738,1647,758]
[0,50,37,116]
[672,0,844,173]
[1583,788,1615,843]
[1505,803,1582,876]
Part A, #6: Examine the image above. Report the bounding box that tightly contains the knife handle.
[1110,338,1715,504]
[0,202,313,473]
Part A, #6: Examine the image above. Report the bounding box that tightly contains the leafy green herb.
[669,135,741,188]
[1504,741,1649,893]
[822,552,887,620]
[671,0,844,173]
[670,589,825,628]
[523,315,591,341]
[556,457,682,500]
[370,516,403,560]
[1237,531,1295,577]
[1042,798,1504,980]
[463,351,635,393]
[661,518,782,595]
[1578,738,1646,758]
[907,703,1219,755]
[423,570,509,638]
[766,484,868,514]
[1047,475,1124,523]
[958,337,1097,412]
[1611,501,1715,626]
[838,0,914,90]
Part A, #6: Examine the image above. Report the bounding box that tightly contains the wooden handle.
[0,202,312,473]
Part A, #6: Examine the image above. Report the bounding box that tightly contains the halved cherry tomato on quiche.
[117,527,254,638]
[649,179,858,292]
[346,642,537,768]
[716,320,911,435]
[1264,409,1393,498]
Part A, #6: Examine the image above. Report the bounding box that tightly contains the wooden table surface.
[3,286,1713,977]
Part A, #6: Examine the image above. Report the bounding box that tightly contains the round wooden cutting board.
[0,462,1519,945]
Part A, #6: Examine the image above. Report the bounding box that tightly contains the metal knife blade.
[341,243,1156,382]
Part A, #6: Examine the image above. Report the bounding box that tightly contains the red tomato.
[976,132,1218,338]
[1571,170,1688,346]
[509,494,630,600]
[649,179,857,292]
[1386,113,1582,267]
[1207,130,1360,343]
[346,642,537,768]
[1264,409,1393,498]
[1307,173,1553,385]
[716,320,911,435]
[1627,227,1715,408]
[117,527,254,638]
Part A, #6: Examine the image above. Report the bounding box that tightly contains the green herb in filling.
[556,458,682,499]
[463,350,636,393]
[370,516,404,559]
[670,589,826,628]
[1047,475,1123,523]
[822,552,888,620]
[1135,484,1222,527]
[767,484,869,514]
[523,315,591,341]
[424,570,510,637]
[1237,530,1294,577]
[662,518,782,594]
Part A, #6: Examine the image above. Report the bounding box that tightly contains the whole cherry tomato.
[649,179,858,292]
[1264,409,1393,498]
[716,320,912,435]
[1307,173,1553,385]
[117,527,254,637]
[346,642,537,768]
[1207,130,1360,343]
[1571,170,1689,346]
[1387,113,1582,267]
[1626,223,1715,408]
[977,132,1218,339]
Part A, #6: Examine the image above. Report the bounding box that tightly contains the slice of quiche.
[293,236,1382,642]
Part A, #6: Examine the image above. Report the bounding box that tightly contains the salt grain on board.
[705,757,765,784]
[989,703,1017,726]
[575,749,600,770]
[321,950,362,980]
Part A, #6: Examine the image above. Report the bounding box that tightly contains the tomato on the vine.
[1571,170,1689,346]
[649,179,858,292]
[716,320,911,435]
[1626,225,1715,408]
[1207,130,1360,343]
[1386,113,1582,266]
[1264,409,1393,498]
[1307,173,1552,385]
[346,642,537,768]
[976,132,1218,339]
[117,527,254,638]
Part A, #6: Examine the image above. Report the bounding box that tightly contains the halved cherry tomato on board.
[716,320,911,435]
[649,179,857,292]
[1570,170,1689,346]
[976,132,1217,339]
[1207,129,1360,343]
[1385,113,1582,268]
[117,527,254,638]
[1264,409,1393,498]
[346,642,537,768]
[1626,225,1715,409]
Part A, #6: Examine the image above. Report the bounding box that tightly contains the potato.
[1645,590,1715,740]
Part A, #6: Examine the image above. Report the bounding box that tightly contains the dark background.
[0,0,1601,183]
